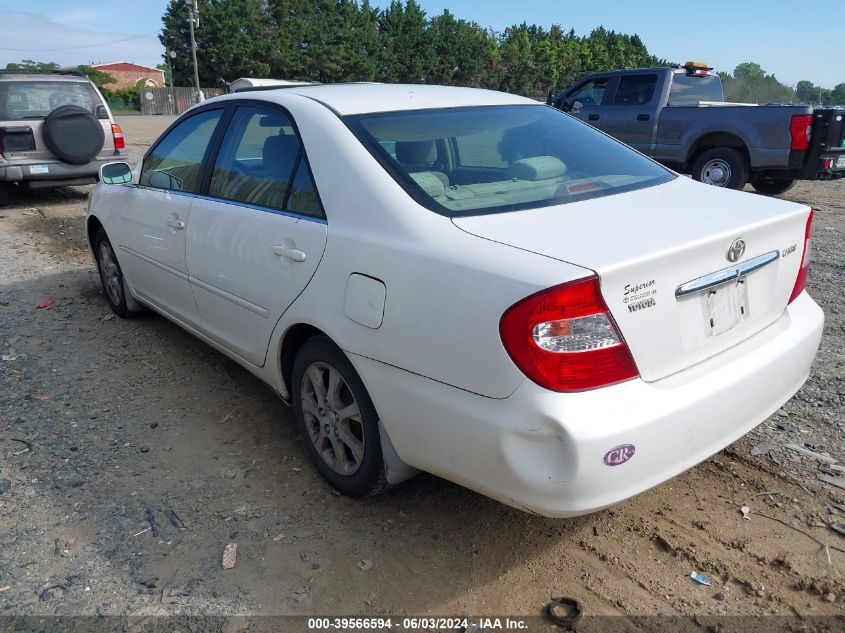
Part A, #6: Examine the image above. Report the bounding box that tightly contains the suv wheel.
[0,183,8,208]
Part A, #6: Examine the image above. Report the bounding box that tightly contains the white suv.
[0,72,128,206]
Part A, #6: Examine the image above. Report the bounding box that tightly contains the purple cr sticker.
[603,444,636,466]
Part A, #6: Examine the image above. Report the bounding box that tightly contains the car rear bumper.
[351,291,824,517]
[0,151,128,184]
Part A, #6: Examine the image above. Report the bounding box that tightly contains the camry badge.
[727,238,746,262]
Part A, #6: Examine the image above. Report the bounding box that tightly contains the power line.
[0,32,158,52]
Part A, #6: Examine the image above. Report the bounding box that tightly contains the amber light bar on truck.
[683,61,713,76]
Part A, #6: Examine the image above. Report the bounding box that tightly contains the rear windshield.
[669,74,724,104]
[346,105,673,217]
[0,81,101,120]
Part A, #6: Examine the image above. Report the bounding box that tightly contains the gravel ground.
[0,116,843,631]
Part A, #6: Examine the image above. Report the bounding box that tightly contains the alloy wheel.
[300,362,365,475]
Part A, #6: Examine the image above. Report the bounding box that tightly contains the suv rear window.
[0,81,101,120]
[346,105,673,217]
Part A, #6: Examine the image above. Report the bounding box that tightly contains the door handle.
[637,114,651,121]
[588,114,600,121]
[166,218,186,230]
[273,244,306,262]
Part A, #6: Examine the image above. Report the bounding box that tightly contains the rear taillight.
[499,276,639,392]
[111,123,125,150]
[789,115,813,151]
[788,209,814,304]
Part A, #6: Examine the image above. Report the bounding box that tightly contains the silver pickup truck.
[549,63,845,194]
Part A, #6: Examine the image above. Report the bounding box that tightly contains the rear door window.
[209,105,320,214]
[613,75,657,106]
[140,109,223,193]
[0,81,101,120]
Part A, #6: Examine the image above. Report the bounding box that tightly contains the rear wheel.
[0,183,8,207]
[691,147,749,190]
[93,228,140,318]
[291,335,388,497]
[750,177,796,196]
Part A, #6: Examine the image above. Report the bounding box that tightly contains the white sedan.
[87,84,823,517]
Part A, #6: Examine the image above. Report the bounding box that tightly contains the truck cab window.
[613,75,657,106]
[563,79,608,111]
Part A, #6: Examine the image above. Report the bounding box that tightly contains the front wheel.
[750,177,796,196]
[93,228,140,318]
[291,336,389,497]
[691,148,749,190]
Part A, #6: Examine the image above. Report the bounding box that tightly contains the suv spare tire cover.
[42,105,105,165]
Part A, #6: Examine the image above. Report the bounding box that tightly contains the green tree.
[4,60,60,72]
[796,80,816,103]
[76,65,117,89]
[428,9,494,86]
[377,0,434,83]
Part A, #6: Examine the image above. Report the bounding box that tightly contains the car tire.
[0,183,9,207]
[691,148,749,190]
[291,335,389,498]
[750,177,796,196]
[93,228,141,319]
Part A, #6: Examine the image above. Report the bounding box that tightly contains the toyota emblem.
[727,238,746,262]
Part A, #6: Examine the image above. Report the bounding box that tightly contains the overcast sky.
[0,1,840,88]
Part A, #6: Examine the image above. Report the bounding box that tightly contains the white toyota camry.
[87,84,824,517]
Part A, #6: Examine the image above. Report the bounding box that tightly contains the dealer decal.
[604,444,636,466]
[622,279,657,313]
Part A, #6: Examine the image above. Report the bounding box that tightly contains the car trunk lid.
[452,177,811,382]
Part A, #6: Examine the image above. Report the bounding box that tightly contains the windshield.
[346,105,673,217]
[0,81,101,120]
[669,74,724,104]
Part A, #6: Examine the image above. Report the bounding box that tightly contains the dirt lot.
[1,116,844,630]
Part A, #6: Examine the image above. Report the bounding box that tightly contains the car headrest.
[396,140,436,166]
[263,134,300,175]
[409,171,447,198]
[509,156,568,181]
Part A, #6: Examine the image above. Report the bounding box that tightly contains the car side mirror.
[95,104,109,119]
[100,162,133,185]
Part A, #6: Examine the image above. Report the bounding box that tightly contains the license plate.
[29,164,49,175]
[705,281,749,336]
[836,156,845,169]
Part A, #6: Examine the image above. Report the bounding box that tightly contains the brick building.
[90,62,165,90]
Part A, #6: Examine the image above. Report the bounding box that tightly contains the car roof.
[226,83,539,116]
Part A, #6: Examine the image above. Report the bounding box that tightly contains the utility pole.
[185,0,203,103]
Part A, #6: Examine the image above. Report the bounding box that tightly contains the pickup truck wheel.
[750,177,795,196]
[292,335,389,498]
[692,148,748,190]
